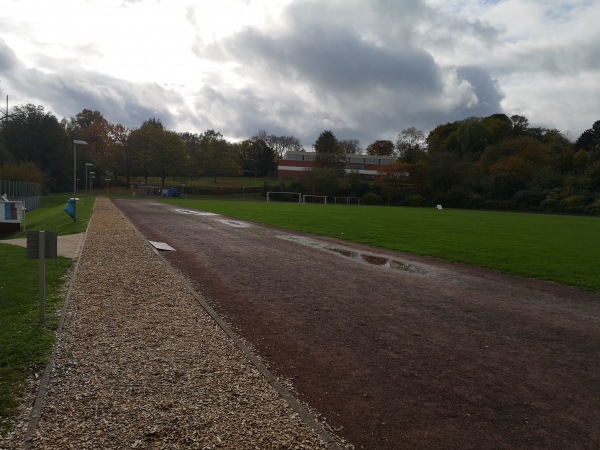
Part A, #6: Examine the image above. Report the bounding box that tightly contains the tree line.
[278,117,600,214]
[0,103,598,213]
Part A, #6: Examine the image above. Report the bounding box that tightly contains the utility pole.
[0,96,7,122]
[0,80,8,121]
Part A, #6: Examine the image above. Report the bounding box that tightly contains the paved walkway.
[0,233,85,259]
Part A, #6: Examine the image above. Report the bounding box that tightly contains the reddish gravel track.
[114,199,600,450]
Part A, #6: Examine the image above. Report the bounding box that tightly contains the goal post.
[302,195,327,205]
[333,196,362,205]
[266,191,303,203]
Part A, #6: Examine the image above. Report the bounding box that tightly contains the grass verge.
[0,193,94,434]
[163,199,600,291]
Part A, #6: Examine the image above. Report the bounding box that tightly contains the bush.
[262,180,299,197]
[362,192,383,205]
[513,189,549,210]
[583,200,600,215]
[407,194,425,206]
[561,195,586,208]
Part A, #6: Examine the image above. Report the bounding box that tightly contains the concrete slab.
[0,233,85,259]
[148,240,176,251]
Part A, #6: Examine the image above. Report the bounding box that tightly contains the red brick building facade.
[277,151,396,179]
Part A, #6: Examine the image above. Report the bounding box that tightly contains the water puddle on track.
[175,209,219,216]
[217,219,251,228]
[278,235,427,275]
[174,209,250,228]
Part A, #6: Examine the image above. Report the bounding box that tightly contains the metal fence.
[0,179,41,211]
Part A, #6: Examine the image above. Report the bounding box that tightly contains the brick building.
[277,151,396,179]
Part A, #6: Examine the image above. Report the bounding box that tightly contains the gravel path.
[8,198,343,449]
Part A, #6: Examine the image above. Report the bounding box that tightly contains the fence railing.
[0,179,41,211]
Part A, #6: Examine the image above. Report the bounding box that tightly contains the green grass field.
[0,194,94,431]
[163,199,600,291]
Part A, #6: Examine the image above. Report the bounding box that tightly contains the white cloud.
[0,0,598,146]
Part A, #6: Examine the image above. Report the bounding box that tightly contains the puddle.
[361,254,388,266]
[279,235,426,274]
[327,247,358,259]
[175,209,219,216]
[218,219,251,228]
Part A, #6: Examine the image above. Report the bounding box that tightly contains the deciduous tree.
[253,130,302,158]
[366,140,395,156]
[1,104,68,188]
[0,161,45,184]
[396,127,426,163]
[576,120,600,151]
[339,139,362,155]
[236,138,277,177]
[198,129,242,182]
[128,118,187,186]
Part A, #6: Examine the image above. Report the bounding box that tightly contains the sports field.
[164,199,600,291]
[119,198,600,449]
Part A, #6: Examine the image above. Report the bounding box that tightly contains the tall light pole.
[73,139,88,221]
[85,163,94,205]
[90,173,96,197]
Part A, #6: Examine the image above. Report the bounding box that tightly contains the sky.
[1,0,599,149]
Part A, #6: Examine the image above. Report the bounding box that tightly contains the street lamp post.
[73,139,88,221]
[89,172,95,196]
[85,163,93,205]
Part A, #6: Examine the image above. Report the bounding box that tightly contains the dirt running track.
[113,199,600,449]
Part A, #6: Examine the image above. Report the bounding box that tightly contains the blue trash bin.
[64,197,78,221]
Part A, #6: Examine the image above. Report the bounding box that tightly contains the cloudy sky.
[1,0,598,149]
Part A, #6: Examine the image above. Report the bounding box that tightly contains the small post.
[38,231,46,325]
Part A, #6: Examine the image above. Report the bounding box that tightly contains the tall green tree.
[236,138,277,177]
[198,130,242,182]
[1,104,69,188]
[576,120,600,151]
[110,123,131,182]
[128,118,186,186]
[314,130,345,173]
[426,122,460,154]
[455,118,494,160]
[481,114,513,142]
[70,109,126,181]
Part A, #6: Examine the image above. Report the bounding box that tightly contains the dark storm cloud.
[208,0,444,97]
[0,38,19,72]
[195,0,505,146]
[219,25,442,97]
[193,84,317,140]
[455,66,503,116]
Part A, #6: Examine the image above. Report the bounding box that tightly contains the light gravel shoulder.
[11,198,337,449]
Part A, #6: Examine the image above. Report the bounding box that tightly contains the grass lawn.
[0,247,72,429]
[163,199,600,291]
[2,194,94,240]
[0,193,94,432]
